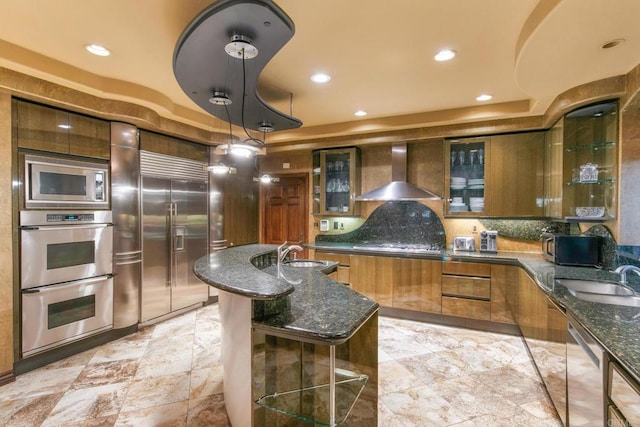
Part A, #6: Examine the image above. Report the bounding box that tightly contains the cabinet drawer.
[337,266,350,284]
[442,296,491,320]
[315,252,351,266]
[442,275,490,299]
[442,261,491,277]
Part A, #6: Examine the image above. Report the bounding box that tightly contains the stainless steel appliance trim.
[20,210,113,226]
[21,275,114,358]
[111,121,141,329]
[568,323,601,369]
[140,151,207,181]
[567,315,605,426]
[20,213,114,289]
[21,223,113,232]
[25,154,110,208]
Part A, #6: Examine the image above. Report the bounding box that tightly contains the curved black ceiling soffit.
[173,0,303,133]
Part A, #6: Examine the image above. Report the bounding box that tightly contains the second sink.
[283,260,329,268]
[555,279,635,296]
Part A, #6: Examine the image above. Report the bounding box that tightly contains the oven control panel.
[46,213,95,222]
[20,210,112,226]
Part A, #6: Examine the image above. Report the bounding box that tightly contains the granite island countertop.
[193,244,379,345]
[310,242,640,382]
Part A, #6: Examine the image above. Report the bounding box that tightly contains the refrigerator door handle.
[168,202,175,288]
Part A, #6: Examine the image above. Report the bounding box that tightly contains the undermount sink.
[555,279,635,296]
[283,260,328,268]
[556,278,640,307]
[568,291,640,308]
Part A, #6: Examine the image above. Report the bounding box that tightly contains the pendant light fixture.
[253,173,279,184]
[173,0,302,137]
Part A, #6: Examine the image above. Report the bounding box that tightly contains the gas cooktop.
[351,243,444,254]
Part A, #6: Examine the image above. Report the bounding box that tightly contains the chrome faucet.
[277,241,303,264]
[276,241,303,280]
[615,265,640,284]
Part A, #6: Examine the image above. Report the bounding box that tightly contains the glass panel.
[48,294,96,329]
[324,152,351,213]
[47,241,95,270]
[40,171,87,196]
[449,141,485,214]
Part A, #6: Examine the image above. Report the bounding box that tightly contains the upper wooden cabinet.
[445,131,545,217]
[139,130,208,161]
[14,100,110,159]
[487,132,545,217]
[314,147,360,216]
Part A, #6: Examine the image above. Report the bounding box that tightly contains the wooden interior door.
[261,174,309,257]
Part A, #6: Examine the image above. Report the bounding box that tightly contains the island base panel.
[252,312,378,426]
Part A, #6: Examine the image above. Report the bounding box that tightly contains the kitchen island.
[194,244,379,427]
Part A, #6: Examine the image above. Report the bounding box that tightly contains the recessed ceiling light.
[354,110,367,117]
[310,73,331,84]
[434,49,456,62]
[601,39,625,49]
[476,94,493,102]
[57,124,72,129]
[85,44,111,57]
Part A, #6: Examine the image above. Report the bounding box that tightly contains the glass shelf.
[565,178,616,186]
[564,141,616,152]
[255,368,368,426]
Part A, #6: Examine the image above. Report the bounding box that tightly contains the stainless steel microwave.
[25,154,109,209]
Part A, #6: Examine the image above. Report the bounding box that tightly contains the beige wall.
[0,92,14,378]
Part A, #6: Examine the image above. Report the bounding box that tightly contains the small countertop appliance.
[453,236,475,252]
[480,230,498,253]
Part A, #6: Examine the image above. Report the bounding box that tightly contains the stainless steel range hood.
[356,143,441,201]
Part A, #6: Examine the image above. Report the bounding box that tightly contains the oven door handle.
[20,223,114,232]
[21,274,114,294]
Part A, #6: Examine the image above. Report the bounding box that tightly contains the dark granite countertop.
[193,244,379,345]
[311,242,640,382]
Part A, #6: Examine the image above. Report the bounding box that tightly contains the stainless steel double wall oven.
[20,154,114,358]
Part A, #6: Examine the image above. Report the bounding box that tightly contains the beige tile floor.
[0,304,561,426]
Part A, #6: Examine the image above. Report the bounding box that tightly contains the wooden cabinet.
[392,258,441,313]
[489,264,518,324]
[139,130,208,161]
[487,132,545,217]
[315,148,360,216]
[518,268,567,425]
[14,100,110,159]
[349,255,441,313]
[441,261,491,320]
[445,132,545,217]
[314,251,351,285]
[440,261,518,324]
[350,255,394,307]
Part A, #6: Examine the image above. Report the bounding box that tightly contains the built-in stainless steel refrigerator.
[140,151,209,323]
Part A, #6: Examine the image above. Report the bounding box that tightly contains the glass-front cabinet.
[315,148,360,216]
[561,101,618,221]
[444,137,488,216]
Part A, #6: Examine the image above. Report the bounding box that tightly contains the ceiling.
[1,0,640,145]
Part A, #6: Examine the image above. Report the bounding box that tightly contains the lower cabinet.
[440,261,518,325]
[441,261,491,320]
[518,269,567,426]
[349,255,441,314]
[314,252,351,285]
